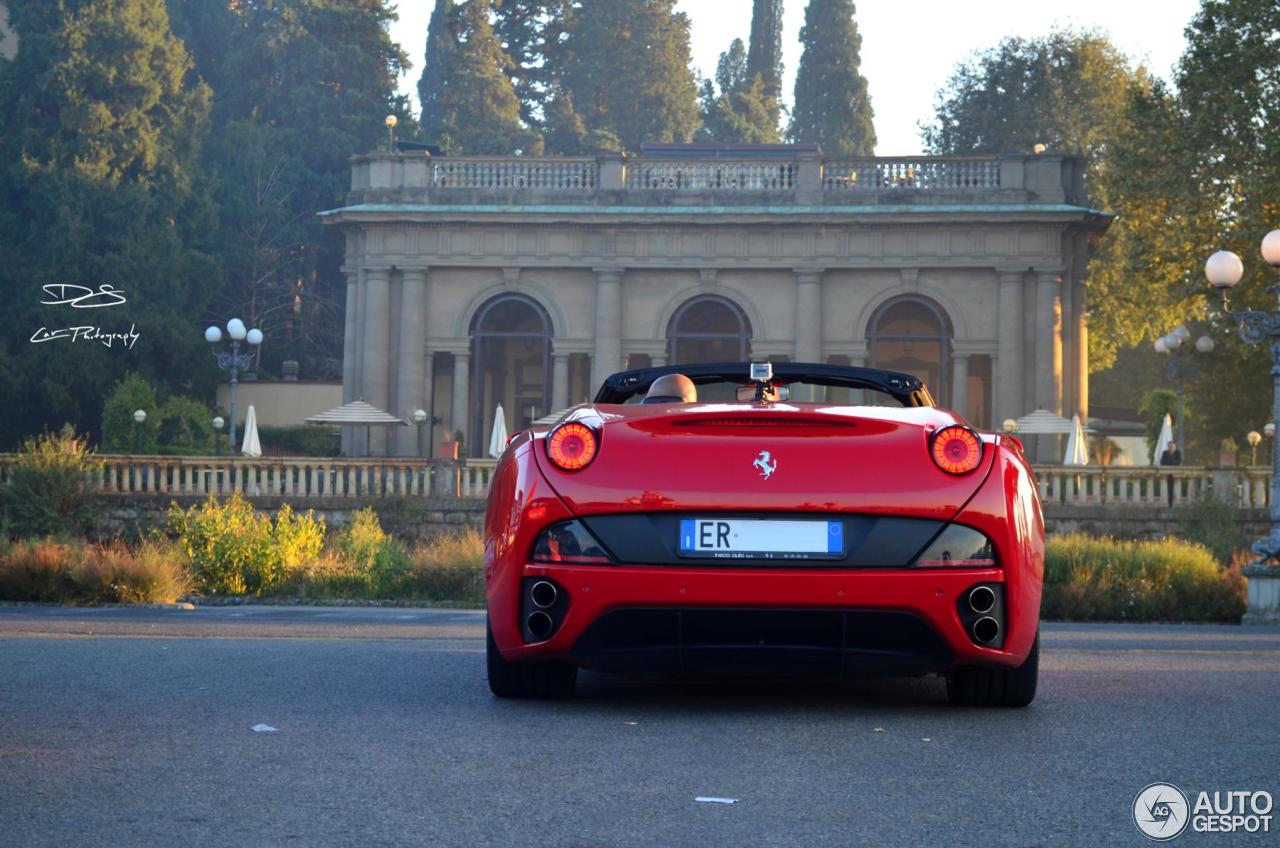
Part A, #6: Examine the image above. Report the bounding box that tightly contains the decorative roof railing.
[344,150,1089,207]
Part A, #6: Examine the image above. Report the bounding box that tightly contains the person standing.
[1159,440,1182,506]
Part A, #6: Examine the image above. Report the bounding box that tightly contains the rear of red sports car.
[484,363,1044,707]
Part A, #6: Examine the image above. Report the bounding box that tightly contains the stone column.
[341,269,358,456]
[1035,270,1063,414]
[1072,280,1089,423]
[1060,275,1075,418]
[996,270,1025,422]
[361,267,391,455]
[551,352,570,412]
[592,268,623,389]
[952,353,970,418]
[452,351,470,453]
[395,268,428,456]
[421,352,435,457]
[793,269,823,362]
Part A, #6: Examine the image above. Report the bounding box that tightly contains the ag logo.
[1134,783,1189,841]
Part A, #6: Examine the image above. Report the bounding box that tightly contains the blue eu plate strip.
[828,520,843,553]
[680,519,695,552]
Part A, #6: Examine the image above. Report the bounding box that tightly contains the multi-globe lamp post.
[204,318,263,452]
[1153,326,1214,447]
[1203,229,1280,562]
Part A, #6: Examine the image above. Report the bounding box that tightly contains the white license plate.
[677,518,845,560]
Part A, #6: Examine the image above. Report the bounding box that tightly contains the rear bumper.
[495,564,1033,673]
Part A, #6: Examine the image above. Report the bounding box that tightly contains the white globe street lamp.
[205,317,264,451]
[1206,229,1280,563]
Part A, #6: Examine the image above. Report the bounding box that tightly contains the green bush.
[1,426,104,538]
[1044,533,1246,622]
[167,494,325,595]
[101,372,159,454]
[155,396,214,455]
[258,425,341,457]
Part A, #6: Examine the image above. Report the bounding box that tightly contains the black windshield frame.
[593,361,934,407]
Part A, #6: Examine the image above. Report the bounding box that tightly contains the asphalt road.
[2,606,1278,847]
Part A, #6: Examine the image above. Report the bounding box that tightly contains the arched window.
[867,296,953,404]
[470,295,553,457]
[667,296,752,365]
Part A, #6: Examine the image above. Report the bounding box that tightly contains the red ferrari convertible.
[483,362,1044,707]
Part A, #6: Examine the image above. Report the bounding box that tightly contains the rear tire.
[946,630,1038,708]
[486,618,577,699]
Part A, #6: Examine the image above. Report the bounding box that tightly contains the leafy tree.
[170,0,413,378]
[790,0,874,155]
[558,0,700,151]
[697,39,780,144]
[156,395,214,454]
[435,0,541,154]
[0,0,215,450]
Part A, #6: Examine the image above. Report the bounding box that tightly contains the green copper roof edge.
[319,203,1113,218]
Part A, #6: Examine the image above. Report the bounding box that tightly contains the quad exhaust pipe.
[967,586,996,615]
[530,580,558,609]
[526,610,555,640]
[972,616,1000,645]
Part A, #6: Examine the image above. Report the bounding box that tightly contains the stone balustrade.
[345,150,1086,206]
[0,454,498,500]
[1,454,1269,510]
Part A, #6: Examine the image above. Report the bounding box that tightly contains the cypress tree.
[493,0,573,127]
[559,0,700,151]
[746,0,783,105]
[418,0,455,142]
[790,0,875,155]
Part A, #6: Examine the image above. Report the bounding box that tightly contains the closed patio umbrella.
[1063,414,1089,466]
[488,405,509,458]
[241,404,262,458]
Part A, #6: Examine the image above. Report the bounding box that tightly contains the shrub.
[1175,494,1251,564]
[1043,534,1246,622]
[168,494,324,595]
[101,372,159,454]
[1,426,104,538]
[397,529,485,604]
[258,425,341,457]
[72,538,194,604]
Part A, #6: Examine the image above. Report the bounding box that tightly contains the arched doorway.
[667,296,752,364]
[470,295,553,457]
[867,296,953,404]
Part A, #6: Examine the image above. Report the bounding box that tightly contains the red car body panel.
[484,401,1044,675]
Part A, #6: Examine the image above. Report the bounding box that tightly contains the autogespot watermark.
[1133,782,1274,840]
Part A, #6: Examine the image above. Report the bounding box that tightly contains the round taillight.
[931,426,982,475]
[546,422,598,471]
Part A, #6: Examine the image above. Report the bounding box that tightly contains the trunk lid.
[534,403,994,520]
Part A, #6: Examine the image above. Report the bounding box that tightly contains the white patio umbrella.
[1153,413,1174,464]
[488,404,509,458]
[1063,414,1089,466]
[240,404,262,458]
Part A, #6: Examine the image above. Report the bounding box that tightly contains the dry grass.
[0,537,192,604]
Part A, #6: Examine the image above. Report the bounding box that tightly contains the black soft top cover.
[593,361,934,407]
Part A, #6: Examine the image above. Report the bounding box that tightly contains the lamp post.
[133,408,147,454]
[413,408,428,457]
[1248,430,1263,466]
[1204,229,1280,563]
[1153,326,1214,448]
[1268,422,1277,469]
[212,416,224,457]
[204,319,263,452]
[1001,419,1018,435]
[385,114,398,152]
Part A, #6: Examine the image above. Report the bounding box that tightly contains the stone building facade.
[320,147,1110,458]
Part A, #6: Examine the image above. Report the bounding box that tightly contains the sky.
[388,0,1202,155]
